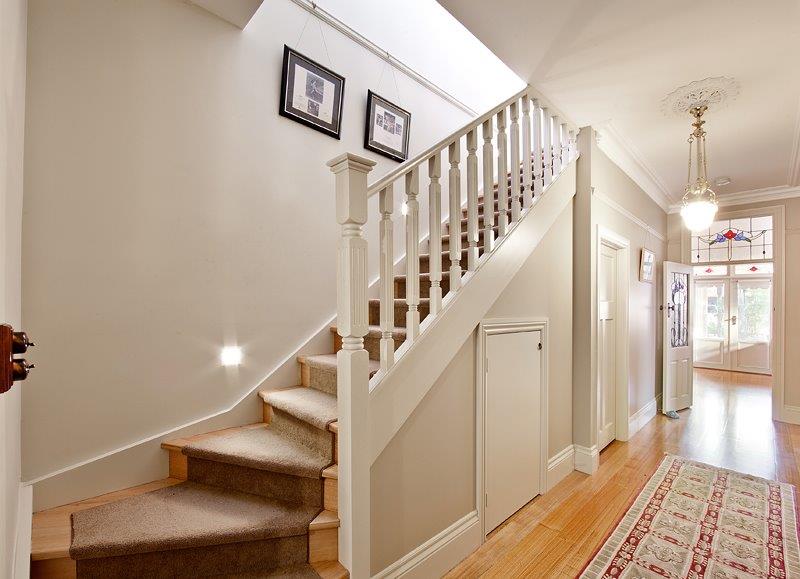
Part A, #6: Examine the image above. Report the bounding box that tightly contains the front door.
[732,278,772,374]
[694,279,729,369]
[663,261,693,413]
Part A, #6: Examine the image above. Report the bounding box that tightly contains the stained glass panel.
[693,265,728,277]
[690,215,773,263]
[733,262,774,276]
[669,272,689,348]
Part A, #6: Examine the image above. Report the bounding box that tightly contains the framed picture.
[364,90,411,162]
[640,248,655,283]
[279,45,345,139]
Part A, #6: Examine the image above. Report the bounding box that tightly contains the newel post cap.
[327,152,377,174]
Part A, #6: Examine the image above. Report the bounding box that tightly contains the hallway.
[446,369,795,577]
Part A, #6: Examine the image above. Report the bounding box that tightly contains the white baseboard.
[372,511,481,579]
[574,444,599,475]
[628,396,659,438]
[780,405,800,425]
[546,445,575,491]
[13,484,32,579]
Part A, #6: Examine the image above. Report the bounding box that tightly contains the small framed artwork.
[364,90,411,162]
[640,248,655,283]
[279,45,345,139]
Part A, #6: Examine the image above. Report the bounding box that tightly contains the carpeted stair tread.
[261,387,337,430]
[69,481,318,560]
[300,353,381,377]
[182,425,329,479]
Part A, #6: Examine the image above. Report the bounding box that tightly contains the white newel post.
[496,109,509,237]
[428,153,443,315]
[448,140,462,291]
[521,95,533,209]
[405,167,421,340]
[379,184,395,372]
[328,152,375,579]
[482,118,495,253]
[532,100,543,198]
[466,129,480,271]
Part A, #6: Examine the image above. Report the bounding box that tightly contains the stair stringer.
[368,160,577,464]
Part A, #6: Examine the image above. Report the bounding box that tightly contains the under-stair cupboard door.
[663,261,694,413]
[483,327,542,534]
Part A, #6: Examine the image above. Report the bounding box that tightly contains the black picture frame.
[364,90,411,162]
[279,45,345,139]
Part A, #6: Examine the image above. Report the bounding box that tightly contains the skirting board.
[628,395,660,439]
[781,405,800,425]
[574,444,599,475]
[13,484,33,579]
[372,511,480,579]
[546,445,575,492]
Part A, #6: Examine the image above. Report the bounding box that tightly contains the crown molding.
[667,184,800,213]
[592,122,675,212]
[789,97,800,186]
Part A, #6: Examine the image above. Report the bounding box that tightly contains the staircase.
[30,86,577,578]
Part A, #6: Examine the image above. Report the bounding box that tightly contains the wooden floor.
[445,369,799,578]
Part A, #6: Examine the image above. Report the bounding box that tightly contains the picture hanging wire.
[375,52,403,107]
[294,2,334,69]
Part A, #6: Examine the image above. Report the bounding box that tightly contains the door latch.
[1,324,35,394]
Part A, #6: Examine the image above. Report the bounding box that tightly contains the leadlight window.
[693,265,728,277]
[669,272,689,348]
[732,262,774,276]
[690,215,773,263]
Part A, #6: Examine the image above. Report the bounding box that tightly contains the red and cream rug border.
[579,454,800,578]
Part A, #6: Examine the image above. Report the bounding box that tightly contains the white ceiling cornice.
[789,97,800,186]
[593,122,674,212]
[667,184,800,213]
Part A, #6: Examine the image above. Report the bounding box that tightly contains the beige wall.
[573,128,667,449]
[370,200,574,572]
[1,0,27,573]
[668,197,800,408]
[22,0,473,487]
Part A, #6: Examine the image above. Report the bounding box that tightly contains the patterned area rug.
[580,455,800,578]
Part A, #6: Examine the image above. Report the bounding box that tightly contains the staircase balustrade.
[328,86,578,577]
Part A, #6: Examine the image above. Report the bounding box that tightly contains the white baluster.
[542,107,553,187]
[561,123,570,168]
[532,100,543,198]
[496,110,508,237]
[521,95,533,209]
[466,129,480,271]
[510,100,521,222]
[327,152,375,579]
[569,130,577,161]
[428,153,442,316]
[482,118,495,253]
[448,140,462,291]
[405,167,420,340]
[552,116,562,175]
[379,184,394,372]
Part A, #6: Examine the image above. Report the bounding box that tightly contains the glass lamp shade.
[680,198,718,232]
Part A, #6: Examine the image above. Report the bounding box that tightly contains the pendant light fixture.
[679,105,718,232]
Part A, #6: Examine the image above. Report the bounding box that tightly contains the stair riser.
[301,361,337,394]
[75,535,308,579]
[448,211,504,232]
[187,457,324,508]
[369,301,430,328]
[462,200,513,217]
[441,228,497,250]
[420,249,486,273]
[268,407,334,459]
[394,275,450,299]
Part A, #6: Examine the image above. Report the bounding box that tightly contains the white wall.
[572,127,667,451]
[22,0,476,492]
[370,200,574,573]
[319,0,525,113]
[1,0,27,573]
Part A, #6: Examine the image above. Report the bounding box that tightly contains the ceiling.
[437,0,800,209]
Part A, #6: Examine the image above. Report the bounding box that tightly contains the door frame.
[681,205,785,422]
[596,227,631,442]
[476,318,548,539]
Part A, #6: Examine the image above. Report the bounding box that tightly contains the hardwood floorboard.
[445,369,798,578]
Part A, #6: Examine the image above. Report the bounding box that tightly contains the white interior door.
[598,244,617,450]
[693,279,729,369]
[484,329,542,534]
[732,278,772,374]
[663,261,694,413]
